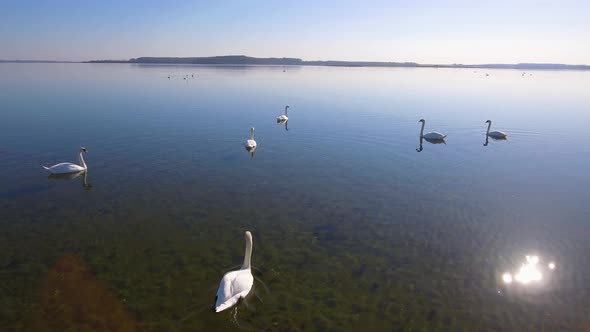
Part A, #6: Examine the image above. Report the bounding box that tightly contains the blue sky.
[1,0,588,64]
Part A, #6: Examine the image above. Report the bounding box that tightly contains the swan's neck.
[420,122,425,137]
[79,152,87,169]
[242,235,253,269]
[250,129,254,140]
[486,122,491,134]
[285,107,288,116]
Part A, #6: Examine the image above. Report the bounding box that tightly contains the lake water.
[1,63,589,331]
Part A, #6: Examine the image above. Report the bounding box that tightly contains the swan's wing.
[231,270,254,294]
[489,131,508,140]
[215,270,253,312]
[423,132,446,140]
[45,162,85,173]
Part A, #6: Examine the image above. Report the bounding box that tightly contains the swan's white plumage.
[43,163,85,174]
[215,269,254,312]
[215,231,254,313]
[422,131,447,140]
[246,139,257,149]
[43,148,88,174]
[488,131,507,139]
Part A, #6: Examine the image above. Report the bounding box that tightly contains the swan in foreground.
[277,105,289,122]
[245,127,257,151]
[43,147,88,174]
[419,119,447,140]
[485,120,507,139]
[215,231,254,312]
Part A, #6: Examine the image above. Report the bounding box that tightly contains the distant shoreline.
[0,60,79,63]
[2,56,589,70]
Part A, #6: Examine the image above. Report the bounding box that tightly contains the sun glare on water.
[502,255,556,286]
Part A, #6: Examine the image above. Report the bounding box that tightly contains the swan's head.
[285,105,290,109]
[250,127,255,132]
[80,147,87,153]
[485,120,491,124]
[419,119,425,123]
[245,231,252,240]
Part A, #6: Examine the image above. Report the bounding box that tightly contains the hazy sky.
[1,0,589,64]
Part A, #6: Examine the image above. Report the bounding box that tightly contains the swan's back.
[423,131,447,140]
[488,131,507,138]
[246,139,257,148]
[215,268,253,312]
[44,162,85,174]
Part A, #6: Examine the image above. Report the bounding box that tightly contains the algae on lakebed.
[1,181,587,331]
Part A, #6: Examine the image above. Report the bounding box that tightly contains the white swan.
[245,127,257,151]
[419,119,447,140]
[43,147,88,174]
[277,105,289,122]
[215,231,254,313]
[485,120,507,139]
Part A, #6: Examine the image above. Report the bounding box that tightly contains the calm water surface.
[1,64,589,331]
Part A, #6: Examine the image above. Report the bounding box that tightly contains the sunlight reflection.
[502,254,556,286]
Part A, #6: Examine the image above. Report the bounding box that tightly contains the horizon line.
[1,55,589,68]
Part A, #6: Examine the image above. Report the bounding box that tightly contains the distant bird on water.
[245,127,257,152]
[485,120,507,139]
[419,119,447,141]
[43,147,88,174]
[277,105,289,122]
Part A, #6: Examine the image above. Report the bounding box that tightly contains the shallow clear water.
[1,63,589,331]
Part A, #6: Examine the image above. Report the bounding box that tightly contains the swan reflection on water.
[48,171,92,190]
[484,134,508,146]
[277,118,288,131]
[416,136,446,152]
[245,145,256,158]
